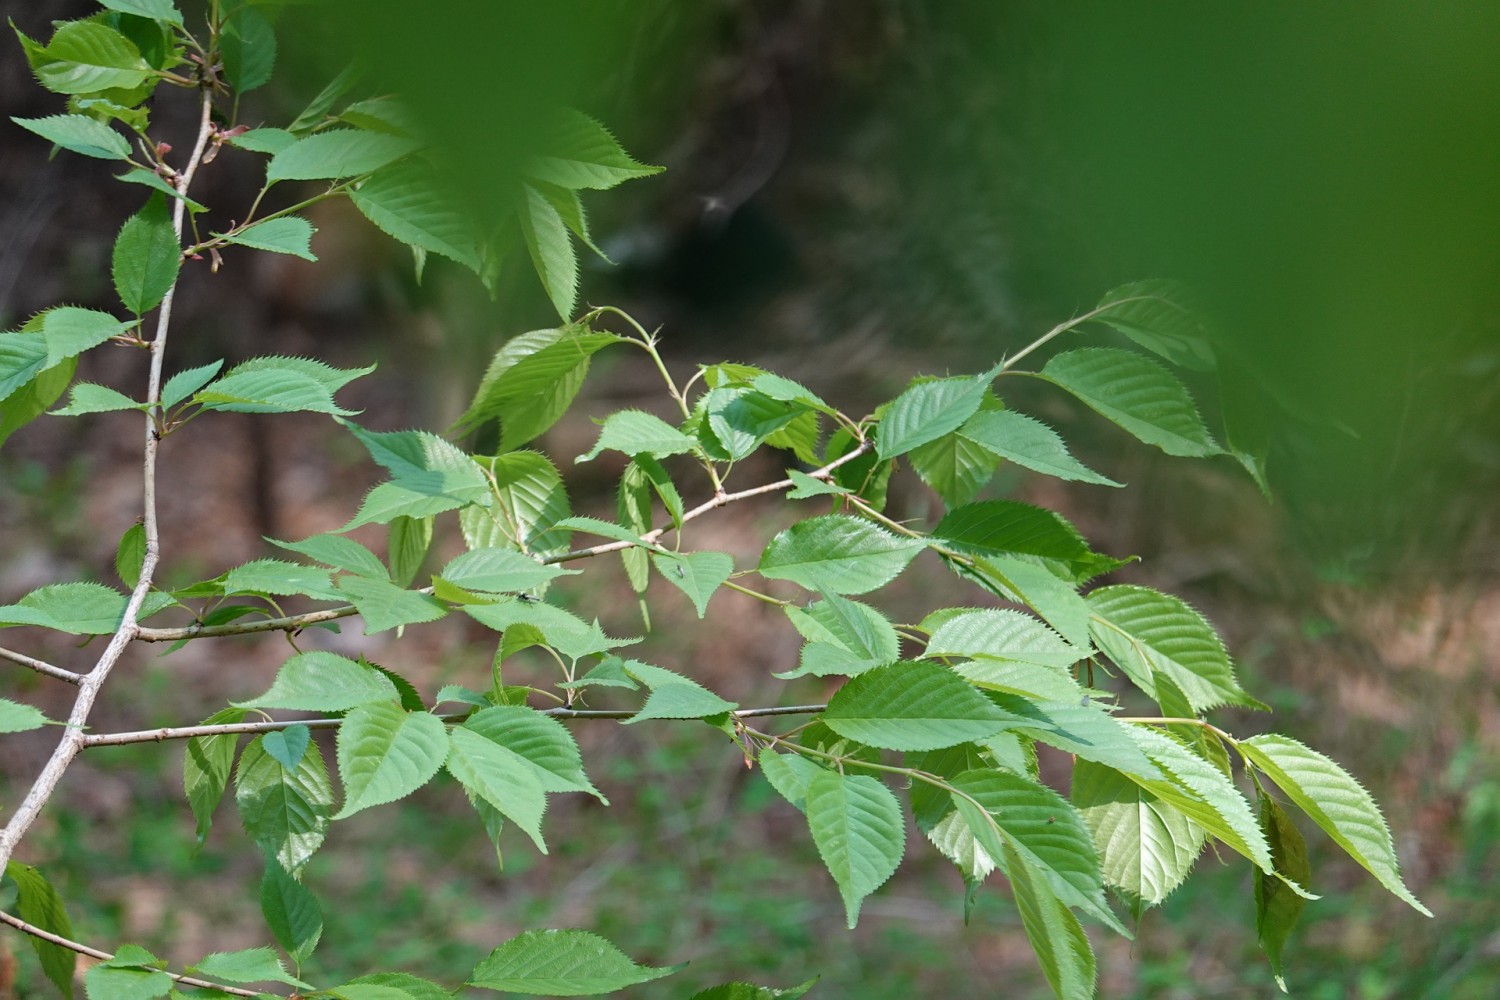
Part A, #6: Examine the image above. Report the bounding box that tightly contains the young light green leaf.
[519,182,579,319]
[83,962,172,999]
[335,574,447,635]
[786,468,849,499]
[804,771,905,928]
[1256,795,1311,991]
[24,20,151,94]
[576,409,697,463]
[991,695,1160,781]
[220,4,276,93]
[159,360,223,411]
[957,409,1122,487]
[112,521,145,588]
[1092,280,1216,372]
[266,129,420,183]
[1241,734,1429,915]
[947,555,1093,651]
[234,651,400,712]
[1002,838,1097,1000]
[5,861,77,998]
[108,192,179,315]
[1088,585,1264,713]
[759,515,924,595]
[197,357,374,416]
[385,513,432,587]
[222,558,339,600]
[466,598,636,661]
[39,306,134,367]
[182,707,248,848]
[926,608,1089,671]
[112,167,207,212]
[341,421,488,499]
[935,499,1125,585]
[1038,348,1223,458]
[527,109,664,191]
[875,371,994,460]
[779,592,900,679]
[455,329,623,449]
[50,382,142,416]
[12,113,130,160]
[463,705,604,801]
[652,550,734,618]
[758,752,829,815]
[218,216,316,261]
[622,660,738,723]
[469,928,682,994]
[350,160,482,271]
[0,698,50,733]
[824,660,1014,751]
[462,452,573,557]
[446,725,549,853]
[190,947,309,989]
[261,726,311,772]
[228,127,296,155]
[907,428,1001,507]
[1070,757,1205,908]
[270,532,387,579]
[334,704,448,819]
[235,735,333,874]
[440,547,574,594]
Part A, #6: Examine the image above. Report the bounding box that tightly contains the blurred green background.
[3,1,1499,997]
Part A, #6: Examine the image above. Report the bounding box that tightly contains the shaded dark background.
[3,1,1499,997]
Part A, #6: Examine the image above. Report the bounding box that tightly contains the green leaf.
[758,752,828,814]
[113,167,207,212]
[197,357,373,416]
[456,329,623,449]
[527,110,664,191]
[0,356,74,447]
[907,428,1001,507]
[222,558,339,600]
[1087,585,1263,713]
[271,532,387,579]
[1092,280,1216,372]
[113,521,145,588]
[5,861,77,998]
[440,547,575,594]
[465,599,635,662]
[804,771,905,928]
[622,660,738,723]
[109,193,179,313]
[98,1,184,24]
[233,651,400,712]
[652,550,734,618]
[462,451,573,558]
[287,63,360,133]
[0,330,48,400]
[220,4,276,93]
[12,113,130,159]
[824,660,1014,750]
[689,979,818,1000]
[785,469,849,499]
[779,592,900,679]
[0,581,172,634]
[1256,795,1310,991]
[183,707,247,848]
[261,726,310,771]
[0,697,50,733]
[25,20,151,95]
[335,973,453,1000]
[758,515,924,595]
[519,182,580,319]
[217,216,316,261]
[935,499,1125,585]
[875,371,994,460]
[50,381,142,416]
[334,575,446,635]
[1038,348,1222,458]
[576,409,697,463]
[956,409,1122,487]
[266,129,420,183]
[464,705,604,801]
[991,696,1161,781]
[1241,734,1429,915]
[926,608,1088,671]
[700,387,804,461]
[235,735,334,874]
[350,160,482,271]
[469,928,680,995]
[386,514,433,587]
[1002,839,1097,1000]
[38,307,134,367]
[531,179,607,259]
[1071,757,1205,907]
[446,725,549,853]
[84,962,172,1000]
[190,947,308,989]
[334,704,448,819]
[228,127,296,155]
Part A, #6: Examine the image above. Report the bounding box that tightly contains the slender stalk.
[0,911,263,999]
[1120,716,1238,744]
[0,647,81,685]
[721,580,792,607]
[135,603,360,643]
[999,295,1160,372]
[0,89,216,872]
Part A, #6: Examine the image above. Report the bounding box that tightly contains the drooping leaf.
[779,592,900,679]
[336,973,454,1000]
[804,771,905,928]
[97,1,183,26]
[235,735,334,874]
[875,371,995,460]
[5,861,77,998]
[445,725,549,853]
[386,513,433,587]
[217,216,316,261]
[1070,757,1205,908]
[907,427,1001,507]
[219,4,276,93]
[189,947,308,989]
[1038,348,1222,458]
[12,112,131,160]
[519,182,579,319]
[50,381,142,416]
[926,608,1088,671]
[1241,734,1429,915]
[576,409,698,463]
[266,129,421,183]
[699,387,805,461]
[652,550,734,618]
[1256,795,1311,991]
[0,356,74,447]
[112,167,207,212]
[1091,280,1216,372]
[114,521,145,588]
[183,707,248,848]
[462,451,573,558]
[334,703,448,819]
[0,329,48,400]
[759,515,924,595]
[622,660,738,723]
[758,751,829,814]
[83,961,172,999]
[824,660,1015,751]
[466,598,635,661]
[335,574,447,635]
[956,409,1122,487]
[261,726,311,771]
[455,329,622,449]
[1002,838,1097,1000]
[464,705,604,801]
[785,469,849,499]
[233,651,400,712]
[526,109,664,191]
[990,695,1160,781]
[469,928,681,995]
[1087,585,1264,713]
[350,160,482,271]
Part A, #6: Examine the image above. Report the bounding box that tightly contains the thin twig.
[548,440,874,564]
[0,910,264,999]
[0,646,82,685]
[999,295,1160,372]
[80,703,830,747]
[134,603,359,643]
[0,89,216,872]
